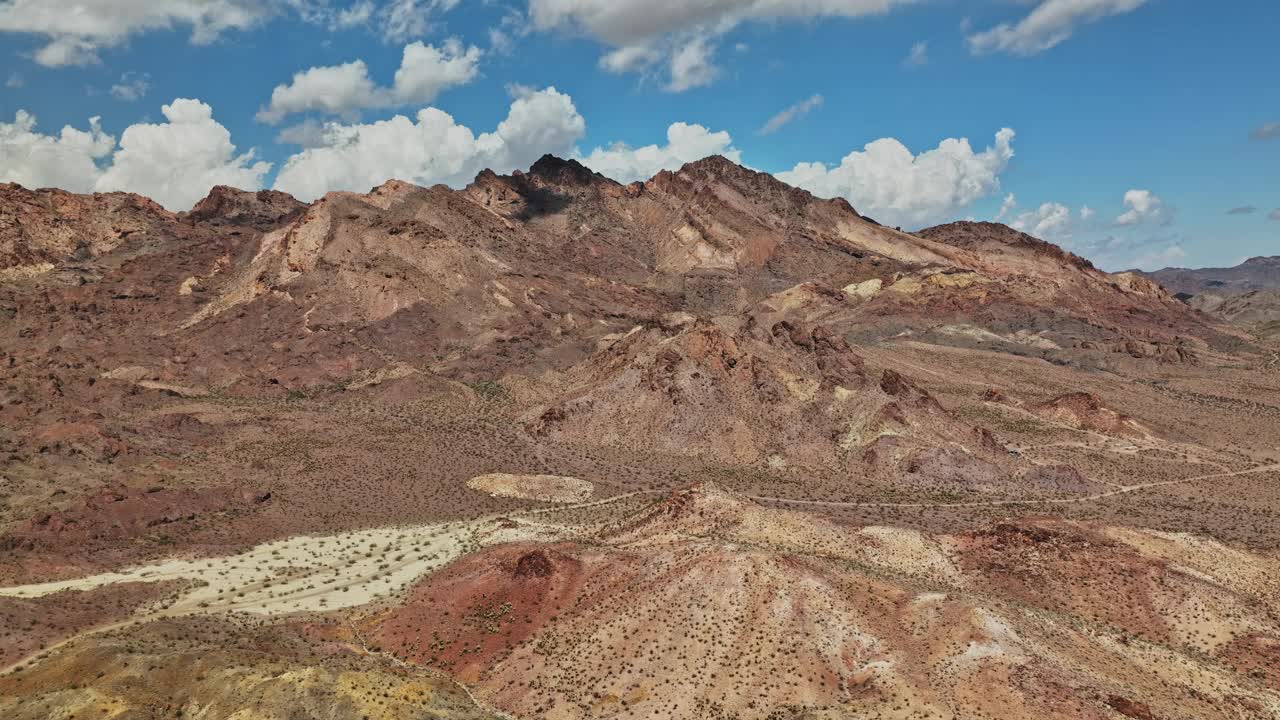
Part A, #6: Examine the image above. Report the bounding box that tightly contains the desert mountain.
[4,156,1280,720]
[1135,256,1280,341]
[1189,289,1280,341]
[0,183,176,271]
[1139,255,1280,297]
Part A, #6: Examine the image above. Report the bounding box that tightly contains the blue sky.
[1,0,1276,270]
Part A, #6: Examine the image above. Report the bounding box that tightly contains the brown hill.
[4,156,1280,720]
[361,484,1280,720]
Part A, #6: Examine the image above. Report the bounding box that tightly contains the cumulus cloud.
[578,123,740,183]
[96,99,271,210]
[1011,202,1073,241]
[1252,122,1280,141]
[0,110,115,192]
[777,128,1016,229]
[110,72,151,101]
[1,99,269,210]
[996,194,1095,243]
[1226,206,1257,215]
[1114,189,1173,226]
[903,40,928,67]
[968,0,1149,56]
[258,60,380,123]
[0,0,305,67]
[759,94,824,135]
[529,0,917,91]
[257,39,481,123]
[273,86,584,201]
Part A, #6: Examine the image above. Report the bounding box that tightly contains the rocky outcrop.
[186,186,305,229]
[0,183,175,268]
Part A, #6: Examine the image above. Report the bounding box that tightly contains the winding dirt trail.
[749,463,1280,511]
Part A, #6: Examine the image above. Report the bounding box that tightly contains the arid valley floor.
[2,157,1280,719]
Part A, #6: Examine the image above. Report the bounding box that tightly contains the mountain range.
[2,156,1279,720]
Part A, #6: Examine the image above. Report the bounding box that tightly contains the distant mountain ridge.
[1138,256,1280,297]
[1135,256,1280,340]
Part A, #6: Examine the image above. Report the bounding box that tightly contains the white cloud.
[110,72,151,101]
[997,194,1096,243]
[577,122,740,183]
[903,40,928,67]
[331,0,376,29]
[0,0,305,67]
[1114,188,1172,226]
[529,0,917,91]
[1010,201,1072,241]
[0,1,467,68]
[96,99,271,210]
[759,94,824,135]
[257,39,481,123]
[381,0,460,42]
[318,0,461,41]
[393,39,481,103]
[666,35,720,92]
[1,99,268,210]
[777,128,1016,229]
[0,110,115,192]
[487,10,527,55]
[600,44,662,74]
[968,0,1149,56]
[258,60,380,123]
[273,86,584,201]
[996,193,1017,221]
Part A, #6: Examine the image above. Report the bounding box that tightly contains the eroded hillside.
[2,157,1279,719]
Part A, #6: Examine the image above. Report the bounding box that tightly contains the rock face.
[0,183,175,268]
[1031,392,1146,437]
[185,186,305,230]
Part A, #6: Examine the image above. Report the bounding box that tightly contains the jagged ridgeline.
[2,157,1279,720]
